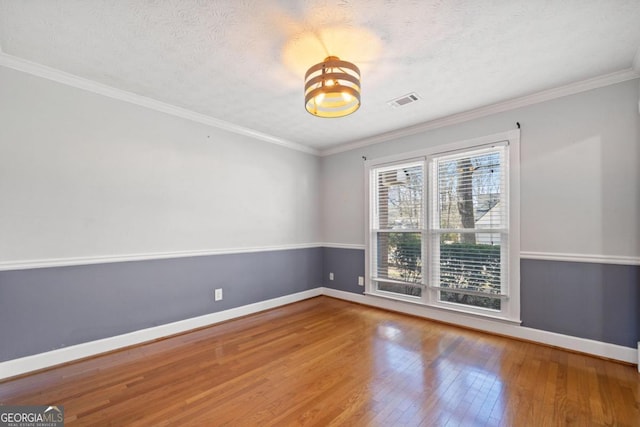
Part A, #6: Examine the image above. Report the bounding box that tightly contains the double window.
[366,131,520,321]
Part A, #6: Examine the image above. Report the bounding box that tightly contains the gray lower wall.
[2,246,637,363]
[0,248,322,362]
[322,247,366,294]
[520,259,639,348]
[323,247,639,349]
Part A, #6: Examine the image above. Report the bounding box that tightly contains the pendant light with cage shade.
[304,56,361,118]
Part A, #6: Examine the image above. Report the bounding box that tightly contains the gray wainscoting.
[322,247,366,294]
[520,259,639,348]
[322,247,639,349]
[2,247,636,363]
[0,248,322,362]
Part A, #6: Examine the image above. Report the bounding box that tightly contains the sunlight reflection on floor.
[368,321,506,425]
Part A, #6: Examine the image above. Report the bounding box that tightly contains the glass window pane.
[377,165,423,229]
[377,281,422,297]
[376,232,422,284]
[437,233,501,296]
[438,151,503,230]
[439,291,500,310]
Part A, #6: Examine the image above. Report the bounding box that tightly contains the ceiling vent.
[388,93,420,108]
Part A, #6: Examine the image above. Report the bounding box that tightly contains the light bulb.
[342,92,352,102]
[315,92,325,104]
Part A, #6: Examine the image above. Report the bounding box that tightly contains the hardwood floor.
[1,296,638,426]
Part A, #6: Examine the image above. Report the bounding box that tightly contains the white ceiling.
[1,0,639,153]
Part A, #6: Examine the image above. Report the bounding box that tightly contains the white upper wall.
[321,79,640,259]
[1,64,638,264]
[0,66,321,264]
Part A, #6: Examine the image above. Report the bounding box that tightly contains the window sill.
[363,291,522,326]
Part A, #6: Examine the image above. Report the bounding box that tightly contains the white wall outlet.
[329,272,334,281]
[214,288,223,301]
[358,276,364,286]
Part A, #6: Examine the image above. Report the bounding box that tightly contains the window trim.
[364,130,520,322]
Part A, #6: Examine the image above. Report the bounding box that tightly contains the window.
[372,161,425,298]
[365,131,520,322]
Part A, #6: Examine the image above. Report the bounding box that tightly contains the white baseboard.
[1,286,635,380]
[0,288,322,380]
[321,288,638,365]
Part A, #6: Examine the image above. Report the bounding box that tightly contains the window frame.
[364,130,520,323]
[370,158,425,299]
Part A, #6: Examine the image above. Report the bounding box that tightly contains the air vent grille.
[388,93,420,108]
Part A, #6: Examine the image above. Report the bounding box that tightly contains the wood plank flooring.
[1,296,638,426]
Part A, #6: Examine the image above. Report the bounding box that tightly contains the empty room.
[0,1,639,426]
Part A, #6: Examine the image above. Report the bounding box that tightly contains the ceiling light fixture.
[304,56,361,118]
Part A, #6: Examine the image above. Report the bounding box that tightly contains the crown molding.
[0,53,319,156]
[2,52,637,159]
[320,68,640,157]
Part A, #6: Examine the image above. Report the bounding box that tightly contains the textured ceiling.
[1,0,639,152]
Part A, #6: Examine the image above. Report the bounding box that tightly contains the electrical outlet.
[329,272,334,281]
[214,288,223,301]
[358,276,364,286]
